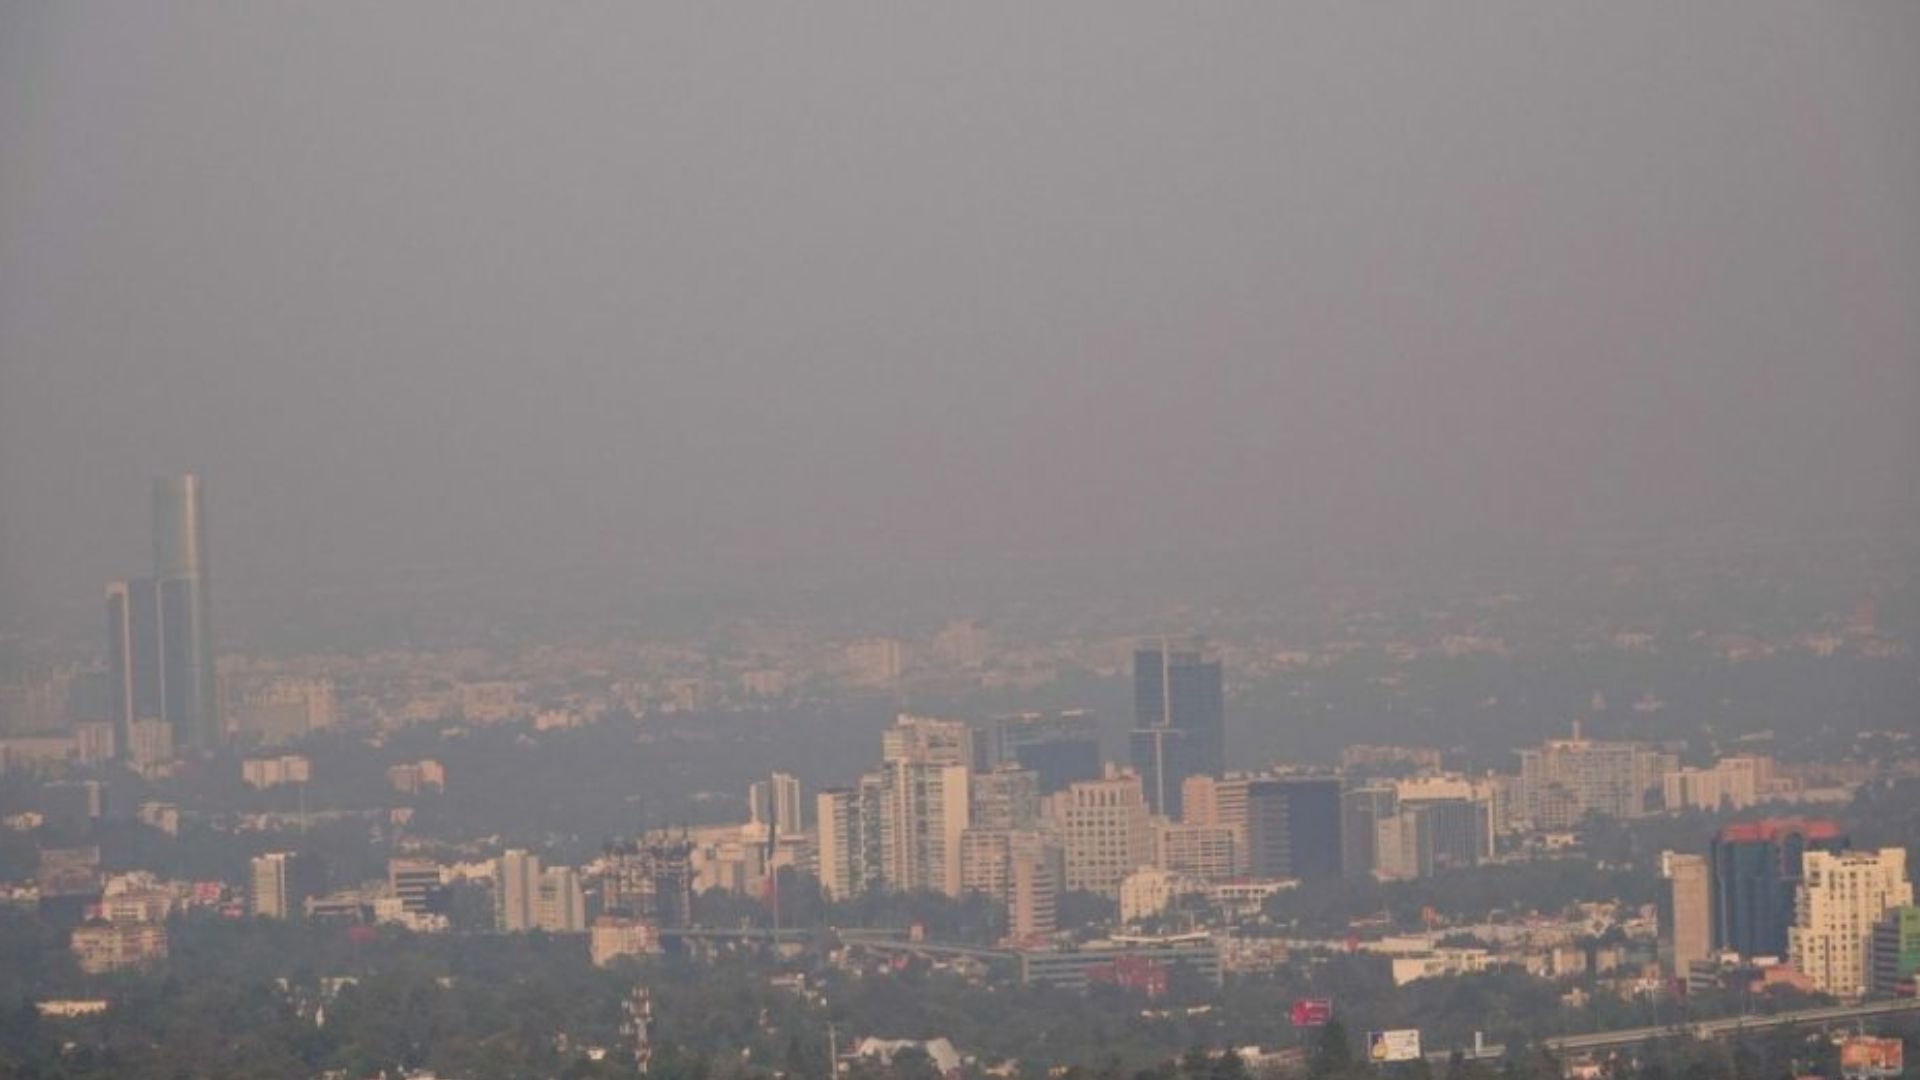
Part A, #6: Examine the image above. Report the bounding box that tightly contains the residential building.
[816,783,882,901]
[770,772,804,835]
[387,760,446,794]
[960,828,1062,942]
[844,638,904,687]
[241,754,311,789]
[251,851,321,920]
[1787,848,1911,998]
[1008,842,1064,942]
[127,719,174,773]
[591,916,660,967]
[235,678,337,745]
[1516,722,1672,827]
[535,866,587,933]
[878,759,970,896]
[70,921,168,974]
[1663,758,1763,813]
[496,849,541,932]
[137,801,179,836]
[1660,852,1712,980]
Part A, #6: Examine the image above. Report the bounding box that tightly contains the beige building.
[1517,723,1672,827]
[71,921,168,974]
[879,760,970,896]
[1662,758,1764,813]
[1155,821,1241,881]
[816,783,878,901]
[844,638,905,687]
[251,852,316,920]
[241,754,311,789]
[495,849,541,932]
[590,916,660,967]
[769,772,804,835]
[234,677,337,744]
[1055,771,1153,897]
[1661,851,1712,978]
[1788,848,1912,998]
[387,760,446,794]
[1120,866,1205,924]
[535,866,587,933]
[960,828,1062,942]
[128,719,175,774]
[1182,773,1252,870]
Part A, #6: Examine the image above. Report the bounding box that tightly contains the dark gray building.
[991,710,1102,795]
[1407,799,1488,877]
[1129,643,1224,818]
[1341,786,1398,879]
[1245,776,1343,881]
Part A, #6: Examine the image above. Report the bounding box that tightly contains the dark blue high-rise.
[1130,641,1225,818]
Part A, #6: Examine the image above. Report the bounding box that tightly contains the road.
[1433,998,1920,1061]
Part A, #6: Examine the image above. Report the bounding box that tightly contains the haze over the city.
[3,2,1917,641]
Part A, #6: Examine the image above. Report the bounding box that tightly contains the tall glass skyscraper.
[1129,642,1225,818]
[153,475,218,748]
[104,474,221,755]
[1711,818,1849,959]
[105,578,166,752]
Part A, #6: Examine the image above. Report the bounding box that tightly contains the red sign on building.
[1290,999,1334,1027]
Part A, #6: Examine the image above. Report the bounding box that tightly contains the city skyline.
[0,3,1916,1074]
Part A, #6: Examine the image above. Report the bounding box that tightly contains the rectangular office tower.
[153,475,217,748]
[1711,818,1849,960]
[106,579,166,754]
[1245,776,1343,881]
[1130,642,1224,818]
[991,710,1101,795]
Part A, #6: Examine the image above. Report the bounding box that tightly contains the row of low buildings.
[1660,818,1917,999]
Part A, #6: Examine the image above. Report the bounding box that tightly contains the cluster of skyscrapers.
[1662,818,1916,998]
[100,475,220,760]
[807,645,1373,942]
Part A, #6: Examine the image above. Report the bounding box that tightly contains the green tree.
[1311,1021,1352,1079]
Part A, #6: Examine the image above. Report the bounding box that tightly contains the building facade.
[1711,818,1849,959]
[1130,643,1224,818]
[1244,776,1342,881]
[1057,772,1153,897]
[1787,848,1912,998]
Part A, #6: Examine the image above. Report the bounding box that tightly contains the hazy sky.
[3,3,1917,637]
